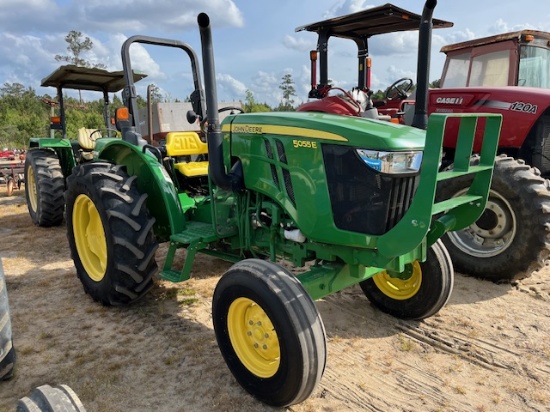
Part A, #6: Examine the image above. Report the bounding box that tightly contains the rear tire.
[66,162,158,306]
[437,155,550,281]
[24,149,65,227]
[212,259,326,407]
[16,384,86,412]
[360,240,454,320]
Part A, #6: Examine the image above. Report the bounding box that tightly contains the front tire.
[360,240,454,320]
[66,162,158,306]
[212,259,326,407]
[437,155,550,281]
[24,149,65,226]
[0,259,16,381]
[17,384,86,412]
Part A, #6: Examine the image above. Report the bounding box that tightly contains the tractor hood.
[221,111,426,152]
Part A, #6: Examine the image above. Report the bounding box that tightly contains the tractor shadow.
[313,269,520,342]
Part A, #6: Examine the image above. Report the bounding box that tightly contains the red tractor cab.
[296,3,452,121]
[431,30,550,174]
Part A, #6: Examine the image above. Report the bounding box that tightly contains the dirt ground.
[0,185,549,412]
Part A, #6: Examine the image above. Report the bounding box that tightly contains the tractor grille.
[322,144,419,235]
[263,138,296,206]
[264,140,280,188]
[276,139,296,206]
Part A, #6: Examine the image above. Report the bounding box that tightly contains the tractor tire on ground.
[360,240,454,320]
[24,149,65,227]
[0,259,16,381]
[65,162,158,306]
[16,384,86,412]
[212,259,326,407]
[437,155,550,282]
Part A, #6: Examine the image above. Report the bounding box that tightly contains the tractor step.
[170,221,218,245]
[160,221,219,283]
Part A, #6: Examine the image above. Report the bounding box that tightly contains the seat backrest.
[78,128,99,150]
[165,132,208,157]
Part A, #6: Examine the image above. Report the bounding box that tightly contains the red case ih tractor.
[297,5,550,281]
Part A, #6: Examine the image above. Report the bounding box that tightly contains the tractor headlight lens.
[356,149,423,174]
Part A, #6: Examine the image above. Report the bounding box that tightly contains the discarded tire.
[17,384,86,412]
[0,258,16,381]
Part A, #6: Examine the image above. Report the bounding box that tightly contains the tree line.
[0,79,295,150]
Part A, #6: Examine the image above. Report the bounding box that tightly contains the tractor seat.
[77,128,100,151]
[165,131,209,177]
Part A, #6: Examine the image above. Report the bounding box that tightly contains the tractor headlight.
[356,149,423,174]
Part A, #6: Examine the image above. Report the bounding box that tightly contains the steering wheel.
[218,106,244,114]
[385,78,414,100]
[89,128,118,141]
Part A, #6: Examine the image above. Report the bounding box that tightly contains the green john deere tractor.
[24,65,145,227]
[64,1,502,407]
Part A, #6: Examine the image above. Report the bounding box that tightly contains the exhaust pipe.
[197,13,242,191]
[411,0,437,130]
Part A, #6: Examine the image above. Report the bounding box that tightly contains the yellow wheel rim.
[227,297,280,378]
[73,194,107,282]
[27,166,37,212]
[373,261,422,300]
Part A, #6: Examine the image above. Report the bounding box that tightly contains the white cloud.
[282,35,315,52]
[0,0,243,34]
[488,18,541,34]
[216,73,247,101]
[71,0,244,33]
[323,0,375,18]
[369,32,419,56]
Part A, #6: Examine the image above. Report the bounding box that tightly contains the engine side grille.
[264,139,279,188]
[276,139,296,206]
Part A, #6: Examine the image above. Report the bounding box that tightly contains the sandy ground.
[0,185,549,412]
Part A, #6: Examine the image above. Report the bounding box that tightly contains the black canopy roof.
[41,64,147,92]
[296,3,453,40]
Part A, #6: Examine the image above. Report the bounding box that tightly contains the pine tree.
[277,73,296,111]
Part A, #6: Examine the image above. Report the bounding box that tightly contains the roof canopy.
[296,3,453,40]
[441,29,550,53]
[41,65,147,92]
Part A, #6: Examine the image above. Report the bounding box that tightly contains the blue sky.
[0,0,549,107]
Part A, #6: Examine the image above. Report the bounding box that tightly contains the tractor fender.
[27,138,77,179]
[95,139,185,241]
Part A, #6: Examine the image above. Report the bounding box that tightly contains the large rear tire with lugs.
[16,384,86,412]
[66,162,158,306]
[24,149,65,227]
[212,259,326,407]
[0,259,16,381]
[359,239,454,320]
[437,155,550,282]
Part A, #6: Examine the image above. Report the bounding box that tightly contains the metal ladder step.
[170,221,218,245]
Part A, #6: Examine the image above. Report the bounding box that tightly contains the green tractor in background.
[64,1,502,407]
[24,65,145,226]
